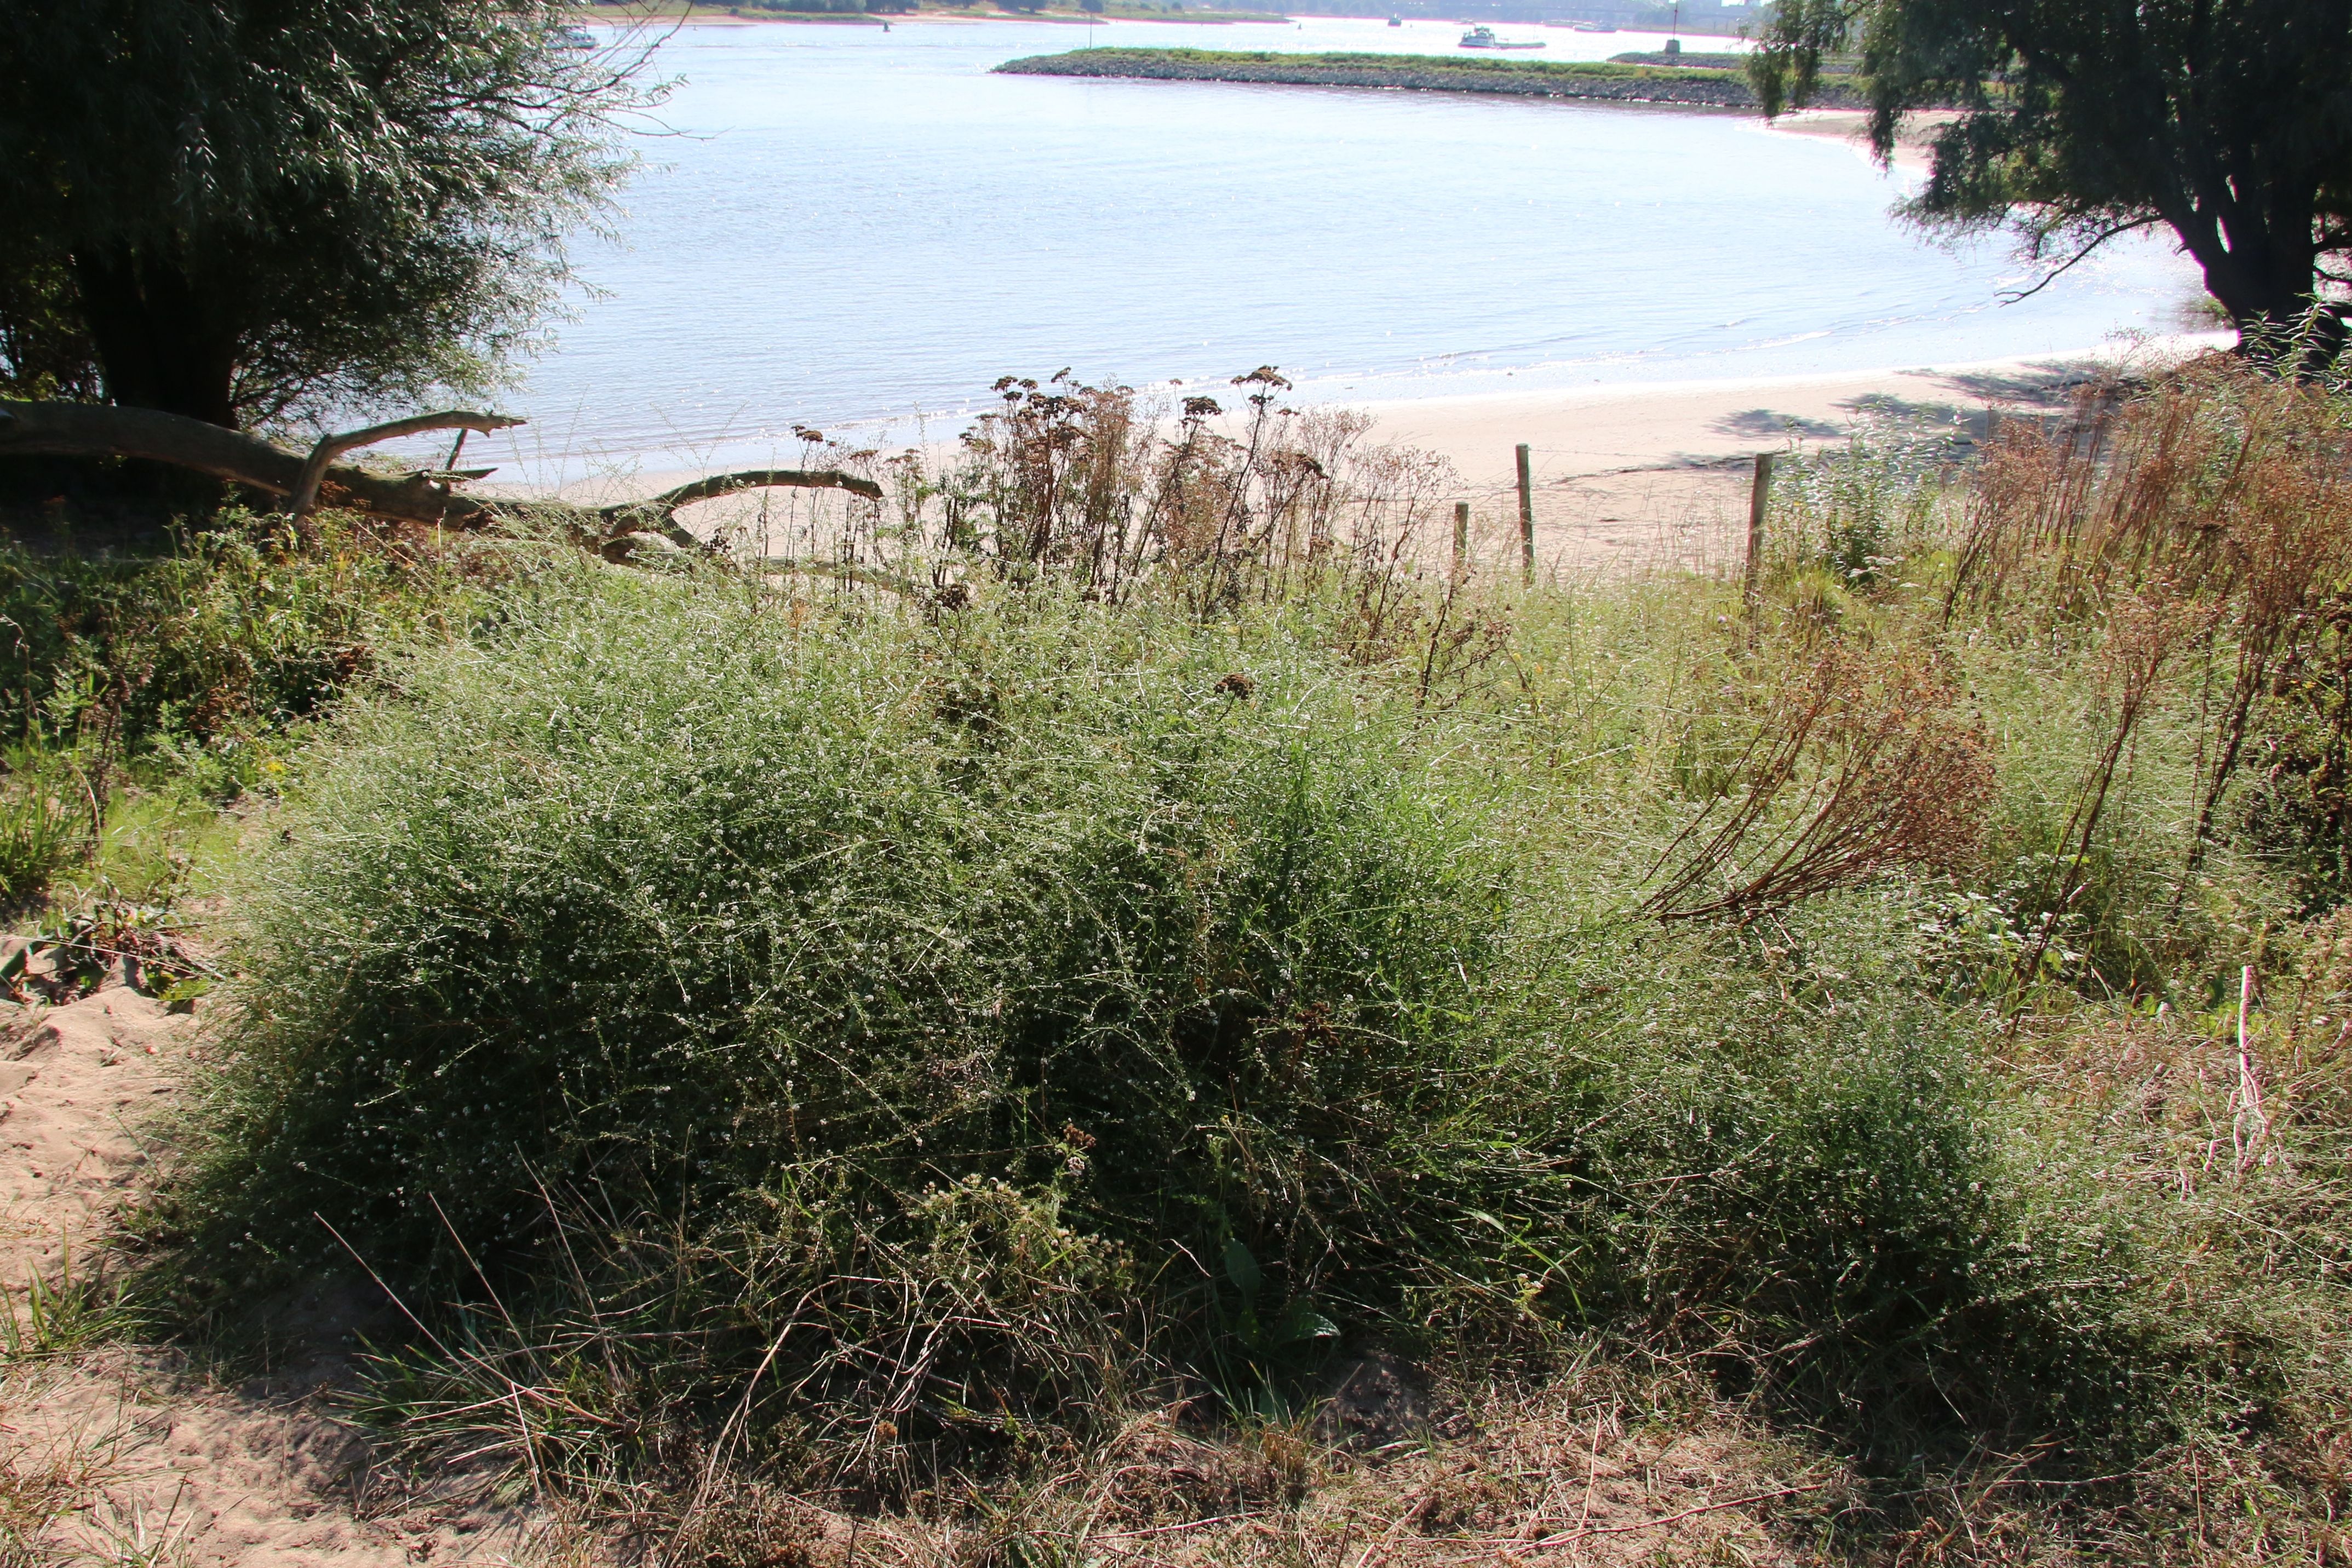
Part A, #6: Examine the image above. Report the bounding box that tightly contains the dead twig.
[1513,1481,1828,1550]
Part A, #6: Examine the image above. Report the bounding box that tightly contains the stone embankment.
[995,48,1871,110]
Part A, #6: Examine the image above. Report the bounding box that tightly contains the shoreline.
[581,7,1298,25]
[579,7,1752,29]
[1355,335,2228,570]
[506,336,2229,571]
[1358,343,2212,483]
[1765,107,1957,176]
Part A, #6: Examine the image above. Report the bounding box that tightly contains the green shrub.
[163,564,2248,1496]
[199,567,1516,1259]
[176,568,1573,1473]
[0,511,490,793]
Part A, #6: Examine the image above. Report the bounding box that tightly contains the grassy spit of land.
[2,358,2350,1564]
[573,1,1295,24]
[995,47,1871,108]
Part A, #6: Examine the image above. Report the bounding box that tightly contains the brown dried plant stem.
[926,367,1456,617]
[1644,652,1993,924]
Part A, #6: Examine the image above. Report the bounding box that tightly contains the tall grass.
[148,357,2352,1556]
[0,761,83,909]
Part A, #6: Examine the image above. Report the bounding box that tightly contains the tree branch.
[597,468,886,539]
[0,399,503,527]
[1,404,894,560]
[1999,217,2163,303]
[291,410,525,519]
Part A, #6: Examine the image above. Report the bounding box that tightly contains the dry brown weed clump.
[1645,646,1995,923]
[604,1358,1851,1568]
[1952,359,2352,887]
[722,368,1467,627]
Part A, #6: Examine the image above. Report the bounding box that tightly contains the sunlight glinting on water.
[481,16,2202,483]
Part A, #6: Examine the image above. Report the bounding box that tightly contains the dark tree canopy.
[0,0,656,429]
[1751,0,2352,349]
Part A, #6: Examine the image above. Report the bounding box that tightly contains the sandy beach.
[533,334,2228,577]
[1359,334,2228,575]
[1765,107,1958,175]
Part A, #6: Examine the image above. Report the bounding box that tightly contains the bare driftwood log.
[290,410,524,520]
[0,399,506,526]
[1,403,891,552]
[600,468,885,543]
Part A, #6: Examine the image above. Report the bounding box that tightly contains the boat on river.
[1459,25,1545,48]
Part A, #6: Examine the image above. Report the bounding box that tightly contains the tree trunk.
[69,250,240,428]
[2170,177,2336,363]
[0,399,491,526]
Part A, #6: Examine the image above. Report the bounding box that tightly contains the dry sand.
[541,335,2226,581]
[1357,335,2227,577]
[0,977,529,1566]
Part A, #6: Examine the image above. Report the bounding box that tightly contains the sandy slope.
[0,980,527,1566]
[0,984,186,1290]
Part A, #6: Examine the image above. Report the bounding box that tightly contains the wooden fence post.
[1516,444,1535,582]
[1743,451,1774,608]
[1453,500,1470,580]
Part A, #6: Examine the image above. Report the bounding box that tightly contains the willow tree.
[1750,0,2352,353]
[0,0,657,429]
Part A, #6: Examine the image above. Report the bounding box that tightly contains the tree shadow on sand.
[1712,407,1849,441]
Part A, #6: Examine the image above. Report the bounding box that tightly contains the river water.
[487,17,2202,479]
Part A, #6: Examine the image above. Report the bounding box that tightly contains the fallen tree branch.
[290,410,524,520]
[598,468,885,541]
[2,403,894,554]
[0,399,502,527]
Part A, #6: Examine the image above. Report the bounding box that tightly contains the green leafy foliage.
[0,0,656,424]
[0,512,494,792]
[1749,0,2352,342]
[0,510,497,914]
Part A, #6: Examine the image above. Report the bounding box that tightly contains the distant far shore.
[994,47,1868,110]
[568,3,1762,30]
[572,3,1297,25]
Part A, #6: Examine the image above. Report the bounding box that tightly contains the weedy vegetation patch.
[55,359,2352,1560]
